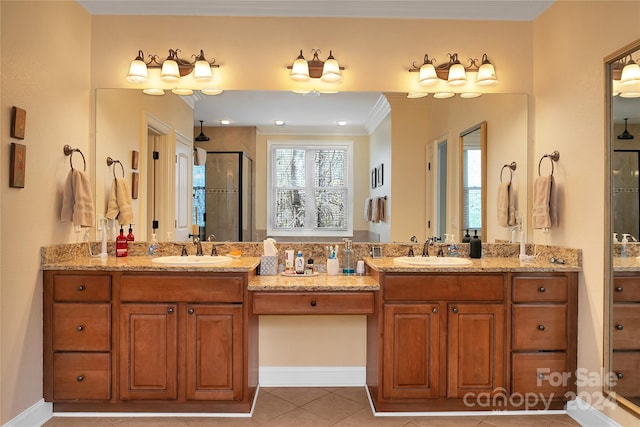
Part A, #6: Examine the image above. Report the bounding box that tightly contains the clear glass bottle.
[342,238,355,275]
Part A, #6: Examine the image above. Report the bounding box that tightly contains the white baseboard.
[258,366,365,387]
[2,399,52,427]
[567,397,622,427]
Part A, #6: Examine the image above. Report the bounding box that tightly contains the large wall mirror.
[95,89,527,243]
[459,121,487,242]
[605,38,640,416]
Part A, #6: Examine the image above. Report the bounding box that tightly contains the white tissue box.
[260,255,277,276]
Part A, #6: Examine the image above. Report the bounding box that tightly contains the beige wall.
[0,1,91,422]
[533,1,639,425]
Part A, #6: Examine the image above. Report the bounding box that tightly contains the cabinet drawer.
[252,292,374,315]
[53,353,110,400]
[613,277,640,302]
[53,303,111,351]
[513,276,567,302]
[612,305,640,350]
[384,274,504,301]
[611,351,640,397]
[53,274,111,302]
[512,305,566,350]
[120,274,243,303]
[512,353,569,396]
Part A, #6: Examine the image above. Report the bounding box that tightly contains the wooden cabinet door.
[382,303,440,399]
[447,303,505,398]
[119,303,178,400]
[185,304,243,401]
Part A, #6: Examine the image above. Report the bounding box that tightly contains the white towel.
[61,169,95,227]
[532,175,557,229]
[194,147,207,166]
[364,197,373,221]
[105,178,134,225]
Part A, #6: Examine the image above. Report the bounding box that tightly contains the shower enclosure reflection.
[193,152,253,241]
[613,150,640,240]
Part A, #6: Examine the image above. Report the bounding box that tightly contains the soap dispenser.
[148,233,159,256]
[116,225,128,257]
[621,234,630,257]
[295,251,305,274]
[462,230,471,243]
[126,224,135,241]
[470,230,482,259]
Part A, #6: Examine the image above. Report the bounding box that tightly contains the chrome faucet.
[193,237,203,256]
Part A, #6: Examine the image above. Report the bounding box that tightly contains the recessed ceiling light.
[337,120,347,126]
[274,120,285,126]
[219,119,231,125]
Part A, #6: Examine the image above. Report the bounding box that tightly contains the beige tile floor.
[42,387,582,427]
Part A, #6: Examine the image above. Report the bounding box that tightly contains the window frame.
[267,140,353,238]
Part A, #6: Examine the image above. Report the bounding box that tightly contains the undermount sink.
[151,255,233,266]
[394,256,473,267]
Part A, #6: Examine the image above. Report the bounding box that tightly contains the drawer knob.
[452,307,459,314]
[77,285,85,291]
[538,325,545,331]
[76,375,84,382]
[616,372,624,379]
[616,287,624,292]
[310,300,317,307]
[432,307,438,314]
[76,325,84,332]
[538,373,545,380]
[188,308,195,315]
[616,324,624,331]
[539,287,546,292]
[167,307,174,314]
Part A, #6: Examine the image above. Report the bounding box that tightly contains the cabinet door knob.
[539,287,546,292]
[538,373,545,379]
[188,308,195,315]
[538,324,545,331]
[432,307,438,314]
[167,307,174,314]
[76,375,84,382]
[310,300,317,307]
[616,287,623,292]
[452,307,458,314]
[77,285,85,291]
[616,372,624,379]
[76,325,84,332]
[616,324,624,330]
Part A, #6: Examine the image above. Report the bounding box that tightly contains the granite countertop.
[613,256,640,271]
[365,256,582,273]
[42,255,261,272]
[249,273,379,291]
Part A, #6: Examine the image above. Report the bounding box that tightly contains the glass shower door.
[613,150,640,240]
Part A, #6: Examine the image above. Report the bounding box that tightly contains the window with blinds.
[268,141,353,237]
[462,146,482,231]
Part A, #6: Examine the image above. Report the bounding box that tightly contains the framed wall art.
[132,172,139,199]
[11,107,26,139]
[10,142,26,188]
[371,168,377,189]
[377,163,384,187]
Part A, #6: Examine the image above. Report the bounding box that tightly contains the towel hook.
[106,157,125,179]
[538,151,560,176]
[63,145,86,171]
[500,161,517,183]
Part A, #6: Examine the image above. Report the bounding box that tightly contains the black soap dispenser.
[470,230,482,259]
[462,229,471,243]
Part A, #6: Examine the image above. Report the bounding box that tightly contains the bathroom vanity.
[42,247,579,414]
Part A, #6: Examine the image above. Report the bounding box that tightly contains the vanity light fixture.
[126,49,222,96]
[288,49,344,83]
[613,55,640,98]
[408,52,498,98]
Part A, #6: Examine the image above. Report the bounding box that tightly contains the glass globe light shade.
[621,61,640,85]
[127,59,148,84]
[476,62,498,86]
[418,63,438,86]
[193,60,213,82]
[321,55,343,83]
[290,51,310,82]
[161,59,180,82]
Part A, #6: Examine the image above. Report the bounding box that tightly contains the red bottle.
[126,224,135,241]
[116,225,128,257]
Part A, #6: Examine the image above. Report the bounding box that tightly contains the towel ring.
[106,157,125,179]
[63,145,86,171]
[538,151,560,176]
[500,162,517,183]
